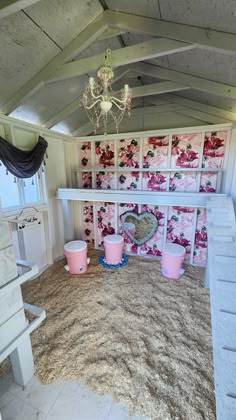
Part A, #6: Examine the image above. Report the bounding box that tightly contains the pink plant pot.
[64,240,89,274]
[161,243,185,279]
[104,234,124,265]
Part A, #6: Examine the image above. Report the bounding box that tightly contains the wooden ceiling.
[0,0,236,135]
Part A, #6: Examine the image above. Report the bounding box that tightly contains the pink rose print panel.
[79,142,91,169]
[140,205,166,256]
[200,131,226,193]
[171,133,201,168]
[193,208,207,265]
[167,206,195,262]
[96,202,116,248]
[143,136,169,168]
[118,138,140,168]
[142,172,167,191]
[96,172,115,189]
[81,202,94,247]
[118,171,140,190]
[95,140,115,168]
[118,203,139,254]
[80,172,92,189]
[169,172,197,192]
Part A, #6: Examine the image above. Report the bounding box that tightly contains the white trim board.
[57,188,227,208]
[75,123,232,142]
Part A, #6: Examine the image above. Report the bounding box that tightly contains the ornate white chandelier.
[82,49,132,135]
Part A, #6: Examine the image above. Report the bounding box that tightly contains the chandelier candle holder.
[82,49,132,135]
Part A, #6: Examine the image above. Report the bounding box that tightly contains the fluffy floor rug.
[20,250,214,419]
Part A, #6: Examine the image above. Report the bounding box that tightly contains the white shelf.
[73,167,223,173]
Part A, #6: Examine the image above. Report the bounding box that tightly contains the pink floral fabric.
[118,138,140,168]
[167,206,195,261]
[79,142,91,169]
[95,140,115,168]
[143,136,169,168]
[96,202,116,247]
[118,171,140,190]
[118,203,139,254]
[81,202,94,246]
[171,133,201,168]
[200,131,226,192]
[169,172,197,192]
[142,172,167,191]
[193,208,207,264]
[140,205,165,256]
[80,172,92,188]
[96,172,115,189]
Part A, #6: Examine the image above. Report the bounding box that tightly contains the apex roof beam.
[43,66,132,129]
[1,12,107,115]
[47,38,195,83]
[134,62,236,100]
[104,10,236,55]
[0,0,41,19]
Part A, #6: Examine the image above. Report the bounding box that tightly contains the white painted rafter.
[46,38,196,83]
[1,11,107,115]
[0,0,41,19]
[133,62,236,100]
[132,81,189,98]
[104,9,236,55]
[161,94,236,122]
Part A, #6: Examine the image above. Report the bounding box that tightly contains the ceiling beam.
[175,108,230,124]
[46,38,195,83]
[43,66,132,129]
[104,9,236,55]
[97,27,125,41]
[133,62,236,100]
[1,12,107,115]
[161,94,236,122]
[132,81,189,98]
[0,0,41,19]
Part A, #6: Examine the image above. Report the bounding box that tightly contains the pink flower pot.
[161,243,185,279]
[104,234,124,265]
[64,240,90,274]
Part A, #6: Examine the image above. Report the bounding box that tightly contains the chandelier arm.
[109,95,129,105]
[85,99,103,110]
[110,99,127,111]
[90,90,104,101]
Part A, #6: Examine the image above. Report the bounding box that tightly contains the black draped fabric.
[0,135,48,178]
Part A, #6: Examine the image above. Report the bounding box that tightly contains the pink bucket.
[104,234,124,265]
[64,240,90,274]
[161,243,185,279]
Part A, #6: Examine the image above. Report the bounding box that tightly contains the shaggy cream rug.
[20,250,214,420]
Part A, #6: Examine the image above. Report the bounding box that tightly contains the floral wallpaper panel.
[96,172,115,189]
[140,205,166,256]
[79,142,92,169]
[142,172,167,191]
[167,206,195,262]
[143,136,169,168]
[81,202,94,247]
[171,133,202,168]
[169,172,197,192]
[200,131,226,192]
[80,172,92,188]
[118,203,139,254]
[96,202,116,248]
[95,140,115,168]
[193,208,207,265]
[118,138,140,168]
[118,171,140,190]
